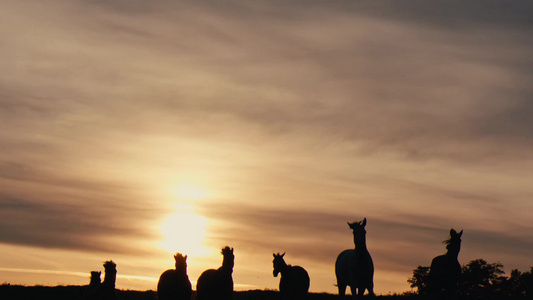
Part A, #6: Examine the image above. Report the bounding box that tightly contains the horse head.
[347,218,367,247]
[173,252,188,271]
[444,229,463,254]
[272,252,286,277]
[221,246,234,271]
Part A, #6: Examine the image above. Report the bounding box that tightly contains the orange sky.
[1,0,532,295]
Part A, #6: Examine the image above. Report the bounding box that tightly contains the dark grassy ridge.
[0,284,414,300]
[0,284,523,300]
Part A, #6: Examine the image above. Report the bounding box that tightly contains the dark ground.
[0,284,524,300]
[0,284,416,300]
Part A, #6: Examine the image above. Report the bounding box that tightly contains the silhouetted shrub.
[408,259,533,299]
[460,259,505,298]
[407,266,430,295]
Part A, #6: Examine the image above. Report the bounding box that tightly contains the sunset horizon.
[1,0,532,296]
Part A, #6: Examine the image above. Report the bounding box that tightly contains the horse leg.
[357,287,365,298]
[366,282,375,297]
[338,283,346,296]
[350,286,358,299]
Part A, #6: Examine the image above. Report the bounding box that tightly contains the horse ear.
[459,230,463,236]
[347,222,354,229]
[184,255,187,260]
[362,218,367,226]
[281,252,285,257]
[450,228,457,235]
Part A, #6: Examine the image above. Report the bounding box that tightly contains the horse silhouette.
[80,261,117,300]
[89,271,101,286]
[157,253,192,300]
[99,260,119,300]
[428,228,463,297]
[81,271,101,300]
[196,246,234,300]
[335,218,375,298]
[272,252,310,300]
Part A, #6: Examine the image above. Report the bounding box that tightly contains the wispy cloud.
[0,0,532,294]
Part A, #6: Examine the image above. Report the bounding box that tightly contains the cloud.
[2,0,532,167]
[1,0,532,293]
[199,202,532,273]
[0,170,161,255]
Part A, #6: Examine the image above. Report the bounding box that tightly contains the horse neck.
[103,270,116,287]
[445,243,461,259]
[175,264,187,276]
[354,236,368,252]
[220,257,234,273]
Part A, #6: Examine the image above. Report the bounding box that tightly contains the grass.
[0,284,523,300]
[0,284,418,300]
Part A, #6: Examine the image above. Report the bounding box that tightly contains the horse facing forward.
[273,252,310,300]
[428,228,463,297]
[335,218,374,298]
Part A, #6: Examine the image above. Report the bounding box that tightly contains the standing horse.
[273,252,310,300]
[335,218,374,298]
[428,229,463,297]
[157,252,192,300]
[99,260,119,300]
[81,271,101,300]
[196,246,234,300]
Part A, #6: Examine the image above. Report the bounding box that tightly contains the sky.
[0,0,532,295]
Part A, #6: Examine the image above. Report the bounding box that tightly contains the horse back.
[335,249,355,284]
[278,265,309,300]
[429,255,461,280]
[157,269,192,300]
[281,266,310,292]
[197,269,233,300]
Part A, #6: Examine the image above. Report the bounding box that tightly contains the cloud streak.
[0,0,532,294]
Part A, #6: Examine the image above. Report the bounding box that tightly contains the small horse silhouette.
[272,252,310,300]
[335,218,375,298]
[196,246,234,300]
[81,271,101,300]
[428,228,463,296]
[89,271,101,286]
[85,260,118,300]
[157,253,192,300]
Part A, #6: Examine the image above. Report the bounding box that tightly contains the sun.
[159,212,209,256]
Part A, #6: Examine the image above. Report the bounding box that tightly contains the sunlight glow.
[170,184,209,202]
[159,212,209,256]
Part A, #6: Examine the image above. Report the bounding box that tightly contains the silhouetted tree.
[409,259,533,299]
[460,259,504,298]
[496,267,533,299]
[407,266,430,295]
